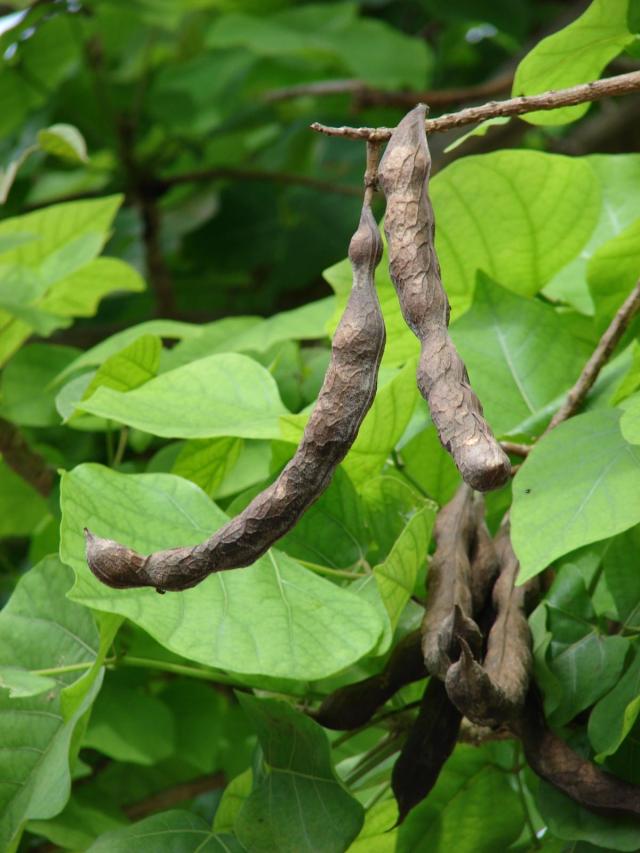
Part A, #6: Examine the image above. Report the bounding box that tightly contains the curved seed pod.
[314,630,424,731]
[421,485,482,679]
[518,690,640,817]
[392,677,462,823]
[445,521,538,725]
[469,494,499,615]
[85,202,386,592]
[378,104,510,492]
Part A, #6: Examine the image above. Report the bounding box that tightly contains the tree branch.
[501,276,640,457]
[0,418,53,497]
[547,278,640,430]
[124,772,225,820]
[310,71,640,141]
[158,166,361,197]
[265,71,513,108]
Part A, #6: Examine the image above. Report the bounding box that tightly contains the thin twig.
[310,70,640,141]
[125,772,226,819]
[0,418,53,497]
[500,441,533,458]
[158,166,361,197]
[546,278,640,430]
[265,71,513,107]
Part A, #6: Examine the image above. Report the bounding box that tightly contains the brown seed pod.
[85,200,386,592]
[445,521,538,726]
[518,689,640,818]
[377,104,510,492]
[421,485,483,680]
[391,677,462,823]
[314,630,424,731]
[468,494,499,615]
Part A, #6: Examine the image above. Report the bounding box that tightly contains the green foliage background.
[1,0,640,850]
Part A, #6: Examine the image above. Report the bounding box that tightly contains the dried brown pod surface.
[314,630,424,731]
[85,202,385,592]
[518,692,640,818]
[377,104,510,492]
[469,494,499,615]
[445,522,538,726]
[421,485,482,679]
[392,677,462,823]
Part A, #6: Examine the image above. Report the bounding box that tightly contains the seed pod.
[392,677,462,823]
[445,521,538,726]
[469,494,499,615]
[518,690,640,818]
[85,200,386,592]
[378,104,510,492]
[314,630,424,731]
[421,485,483,679]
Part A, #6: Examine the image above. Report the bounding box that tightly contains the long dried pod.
[314,630,424,731]
[421,484,482,679]
[468,494,499,615]
[392,677,462,823]
[445,521,538,725]
[85,200,386,592]
[518,691,640,817]
[378,105,510,492]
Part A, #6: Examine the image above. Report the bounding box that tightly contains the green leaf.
[61,464,384,680]
[27,793,124,851]
[86,810,244,852]
[399,425,461,505]
[37,123,88,164]
[223,297,333,354]
[0,196,128,366]
[235,694,363,853]
[348,799,398,852]
[172,437,243,496]
[213,769,253,833]
[603,525,640,625]
[0,557,111,852]
[374,502,436,630]
[0,666,56,699]
[536,782,640,850]
[79,353,288,439]
[511,409,640,583]
[443,117,511,153]
[450,273,591,435]
[0,343,79,426]
[547,631,629,725]
[56,320,203,383]
[277,466,369,570]
[83,681,175,765]
[214,439,272,500]
[0,461,50,538]
[326,152,599,345]
[38,257,145,318]
[81,334,161,403]
[343,362,418,484]
[430,151,600,316]
[545,154,640,313]
[620,392,640,443]
[588,218,640,331]
[513,0,636,126]
[361,475,428,565]
[589,648,640,760]
[398,744,523,853]
[280,363,418,485]
[610,341,640,406]
[0,196,121,269]
[161,681,248,775]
